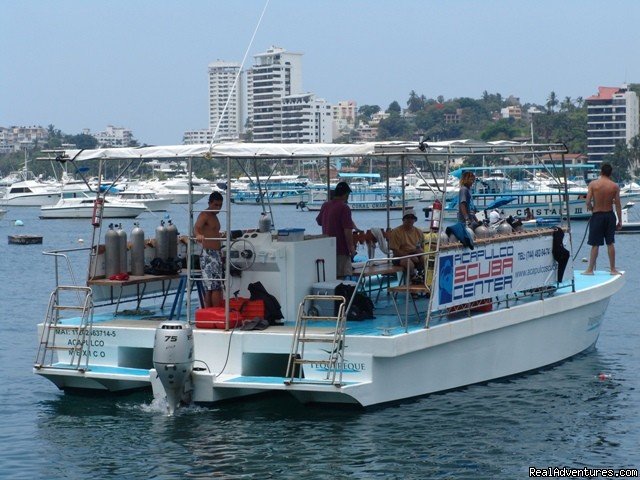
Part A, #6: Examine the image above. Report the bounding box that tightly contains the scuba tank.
[130,222,146,276]
[116,223,128,274]
[258,212,272,233]
[474,223,490,239]
[155,220,169,261]
[105,223,120,278]
[166,219,179,260]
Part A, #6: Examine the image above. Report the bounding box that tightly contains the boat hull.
[190,275,620,406]
[34,273,622,407]
[39,205,145,219]
[0,192,60,207]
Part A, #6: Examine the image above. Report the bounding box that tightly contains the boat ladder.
[34,285,94,371]
[285,295,347,387]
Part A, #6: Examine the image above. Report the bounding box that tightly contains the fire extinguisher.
[91,197,104,227]
[430,198,442,230]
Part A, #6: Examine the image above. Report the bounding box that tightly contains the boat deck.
[51,270,619,337]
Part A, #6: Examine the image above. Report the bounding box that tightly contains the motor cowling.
[153,322,194,415]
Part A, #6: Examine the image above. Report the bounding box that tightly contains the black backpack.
[334,283,375,321]
[248,281,284,325]
[145,257,181,276]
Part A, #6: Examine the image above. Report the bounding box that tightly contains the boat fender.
[153,322,194,415]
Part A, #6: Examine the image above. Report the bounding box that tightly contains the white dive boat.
[40,191,146,219]
[33,140,624,413]
[114,188,173,212]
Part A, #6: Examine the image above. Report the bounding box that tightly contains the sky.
[3,0,640,146]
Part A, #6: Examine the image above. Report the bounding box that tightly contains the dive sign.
[433,235,564,310]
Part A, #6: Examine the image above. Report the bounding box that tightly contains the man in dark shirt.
[316,181,356,279]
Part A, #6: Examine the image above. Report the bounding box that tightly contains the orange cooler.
[195,307,242,329]
[227,297,265,320]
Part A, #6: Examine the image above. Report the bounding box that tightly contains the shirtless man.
[583,163,622,275]
[194,191,224,307]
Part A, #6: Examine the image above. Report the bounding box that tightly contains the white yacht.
[0,178,62,207]
[40,191,146,219]
[114,187,173,212]
[142,178,208,204]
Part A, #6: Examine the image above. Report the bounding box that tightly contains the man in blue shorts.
[194,191,224,307]
[583,163,622,275]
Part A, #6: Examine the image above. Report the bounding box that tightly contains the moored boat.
[40,191,146,219]
[32,140,625,413]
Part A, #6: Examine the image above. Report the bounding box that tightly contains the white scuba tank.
[105,223,120,278]
[153,322,194,415]
[130,222,145,276]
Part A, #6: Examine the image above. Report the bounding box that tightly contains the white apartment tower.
[247,46,304,142]
[587,84,639,164]
[281,94,333,143]
[208,61,243,141]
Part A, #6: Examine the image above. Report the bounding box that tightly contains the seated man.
[388,211,424,278]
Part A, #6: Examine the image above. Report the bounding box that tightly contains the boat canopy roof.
[39,140,568,163]
[338,172,381,179]
[450,163,593,178]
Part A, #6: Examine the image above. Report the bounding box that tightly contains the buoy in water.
[78,238,84,243]
[14,220,24,226]
[598,373,611,381]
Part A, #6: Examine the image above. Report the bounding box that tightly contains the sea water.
[1,202,638,479]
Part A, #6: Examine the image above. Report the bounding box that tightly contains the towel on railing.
[445,222,474,250]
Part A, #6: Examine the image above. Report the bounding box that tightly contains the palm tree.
[546,91,558,113]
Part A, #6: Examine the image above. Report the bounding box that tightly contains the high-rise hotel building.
[587,84,639,164]
[247,46,303,142]
[208,61,243,141]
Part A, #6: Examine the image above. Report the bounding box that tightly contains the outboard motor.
[153,322,194,415]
